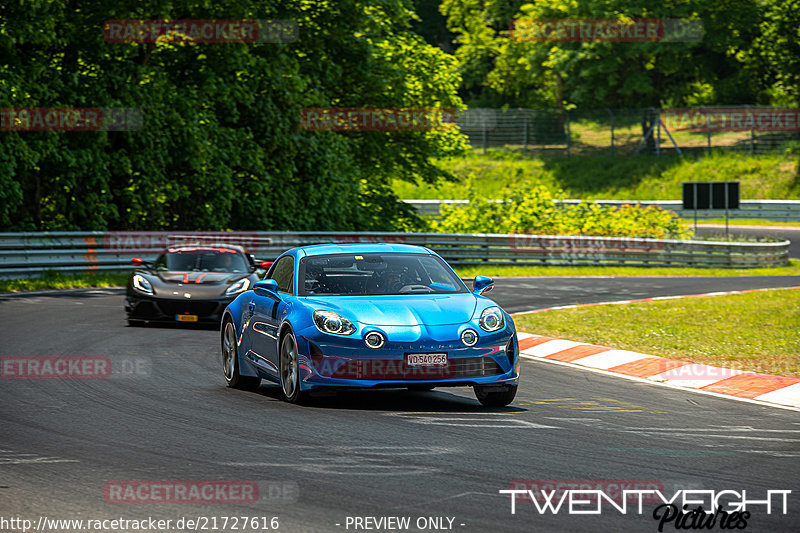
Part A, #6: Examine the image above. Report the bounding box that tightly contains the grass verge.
[396,150,800,201]
[454,259,800,278]
[513,288,800,377]
[0,271,129,293]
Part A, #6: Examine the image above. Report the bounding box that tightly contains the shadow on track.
[240,382,527,413]
[127,320,219,331]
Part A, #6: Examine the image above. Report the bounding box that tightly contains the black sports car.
[125,244,271,325]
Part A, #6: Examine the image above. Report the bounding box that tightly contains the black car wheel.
[279,330,307,404]
[222,319,260,390]
[473,384,518,407]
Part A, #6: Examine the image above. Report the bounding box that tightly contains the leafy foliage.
[433,180,691,238]
[441,0,772,109]
[0,0,467,231]
[750,0,800,105]
[2,0,798,234]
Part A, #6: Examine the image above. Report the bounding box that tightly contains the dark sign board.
[682,182,740,210]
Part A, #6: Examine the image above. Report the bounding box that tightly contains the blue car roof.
[298,243,433,257]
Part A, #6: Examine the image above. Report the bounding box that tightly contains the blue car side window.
[271,256,294,294]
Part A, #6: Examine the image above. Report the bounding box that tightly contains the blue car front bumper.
[292,325,520,390]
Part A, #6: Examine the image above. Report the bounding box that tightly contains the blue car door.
[248,256,295,377]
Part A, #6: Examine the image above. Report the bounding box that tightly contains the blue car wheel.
[222,319,261,391]
[473,384,518,407]
[279,330,308,404]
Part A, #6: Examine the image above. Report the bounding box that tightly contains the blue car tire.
[473,384,518,407]
[279,329,308,404]
[222,319,261,391]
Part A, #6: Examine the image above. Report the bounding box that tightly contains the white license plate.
[406,353,448,366]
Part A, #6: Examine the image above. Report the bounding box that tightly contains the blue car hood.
[303,293,478,327]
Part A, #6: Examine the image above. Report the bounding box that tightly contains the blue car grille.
[326,356,503,380]
[453,356,503,378]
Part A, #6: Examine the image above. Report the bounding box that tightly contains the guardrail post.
[523,113,529,155]
[482,113,488,154]
[656,109,661,156]
[607,108,615,156]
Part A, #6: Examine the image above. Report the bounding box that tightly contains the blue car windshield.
[299,253,467,296]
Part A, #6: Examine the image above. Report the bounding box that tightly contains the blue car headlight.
[313,310,356,335]
[479,306,505,332]
[132,274,154,295]
[225,278,250,296]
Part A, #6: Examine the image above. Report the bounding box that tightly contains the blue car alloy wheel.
[220,243,520,406]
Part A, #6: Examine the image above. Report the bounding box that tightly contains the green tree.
[751,0,800,105]
[440,0,529,107]
[441,0,770,147]
[0,0,466,231]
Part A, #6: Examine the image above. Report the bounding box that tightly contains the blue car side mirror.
[473,275,494,295]
[254,279,279,296]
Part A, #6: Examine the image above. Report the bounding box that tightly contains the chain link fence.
[457,107,800,156]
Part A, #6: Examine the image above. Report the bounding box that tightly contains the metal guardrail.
[405,199,800,222]
[0,231,789,279]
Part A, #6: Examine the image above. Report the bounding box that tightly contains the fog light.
[461,329,478,347]
[364,331,385,349]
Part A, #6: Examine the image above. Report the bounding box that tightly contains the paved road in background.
[696,224,800,258]
[1,286,799,532]
[488,275,800,314]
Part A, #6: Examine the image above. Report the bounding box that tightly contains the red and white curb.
[516,332,800,410]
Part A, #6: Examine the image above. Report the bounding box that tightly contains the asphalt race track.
[489,275,800,313]
[1,281,799,532]
[695,225,800,259]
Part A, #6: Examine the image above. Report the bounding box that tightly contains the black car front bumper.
[125,295,233,324]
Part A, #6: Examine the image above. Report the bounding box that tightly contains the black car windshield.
[299,253,467,296]
[155,249,250,273]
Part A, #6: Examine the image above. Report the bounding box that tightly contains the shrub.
[432,182,691,239]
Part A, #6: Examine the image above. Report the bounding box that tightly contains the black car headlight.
[132,274,154,295]
[225,278,250,296]
[313,310,356,335]
[479,306,505,332]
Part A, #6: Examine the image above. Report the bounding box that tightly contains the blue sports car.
[220,243,520,406]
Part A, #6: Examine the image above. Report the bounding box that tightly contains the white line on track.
[519,354,800,413]
[511,285,800,315]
